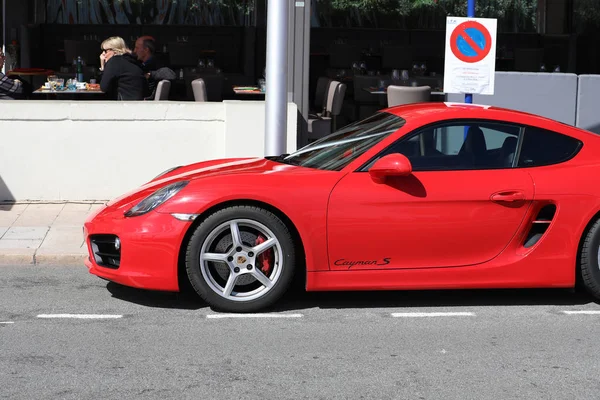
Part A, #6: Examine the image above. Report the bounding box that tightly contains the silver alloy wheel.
[199,218,283,302]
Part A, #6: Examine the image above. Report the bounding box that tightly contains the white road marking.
[562,310,600,315]
[206,313,303,319]
[37,314,123,319]
[0,321,14,324]
[391,312,475,318]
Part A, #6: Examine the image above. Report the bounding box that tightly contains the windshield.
[282,112,406,171]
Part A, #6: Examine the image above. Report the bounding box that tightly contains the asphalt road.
[1,265,600,399]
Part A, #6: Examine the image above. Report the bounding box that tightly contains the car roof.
[382,101,600,145]
[383,102,551,122]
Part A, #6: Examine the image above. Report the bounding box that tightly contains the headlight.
[153,166,182,180]
[124,181,189,217]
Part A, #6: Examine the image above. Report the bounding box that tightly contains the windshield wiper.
[266,153,289,162]
[266,154,304,166]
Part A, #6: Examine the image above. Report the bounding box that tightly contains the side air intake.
[523,204,557,248]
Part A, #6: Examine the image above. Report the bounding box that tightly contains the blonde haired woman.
[99,36,148,100]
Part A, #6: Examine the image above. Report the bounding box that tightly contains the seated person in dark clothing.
[0,52,23,100]
[99,36,148,100]
[133,36,161,73]
[134,35,175,100]
[144,67,176,100]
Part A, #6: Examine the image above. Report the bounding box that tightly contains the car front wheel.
[185,205,296,312]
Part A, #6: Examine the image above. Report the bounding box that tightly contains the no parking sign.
[443,17,497,95]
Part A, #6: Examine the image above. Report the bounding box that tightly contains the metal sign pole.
[264,0,289,156]
[465,0,475,104]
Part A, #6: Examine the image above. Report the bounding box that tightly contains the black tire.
[580,219,600,301]
[185,205,296,312]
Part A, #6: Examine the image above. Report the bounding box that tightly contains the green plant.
[315,0,537,31]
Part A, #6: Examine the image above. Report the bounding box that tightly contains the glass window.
[311,0,537,32]
[369,121,521,171]
[279,112,405,171]
[45,0,256,25]
[518,126,583,167]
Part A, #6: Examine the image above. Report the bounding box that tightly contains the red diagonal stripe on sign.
[459,28,483,58]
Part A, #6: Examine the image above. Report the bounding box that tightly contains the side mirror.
[369,153,412,184]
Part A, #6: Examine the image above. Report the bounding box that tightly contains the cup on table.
[47,75,58,90]
[258,79,266,92]
[56,78,65,90]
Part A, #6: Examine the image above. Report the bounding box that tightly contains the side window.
[518,126,582,167]
[377,121,521,171]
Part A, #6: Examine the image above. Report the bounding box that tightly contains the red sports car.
[84,102,600,312]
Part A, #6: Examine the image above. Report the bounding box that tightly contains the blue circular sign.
[450,20,492,63]
[457,27,486,57]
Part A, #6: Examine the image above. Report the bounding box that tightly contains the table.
[32,88,105,100]
[233,86,264,95]
[7,68,54,78]
[232,86,265,100]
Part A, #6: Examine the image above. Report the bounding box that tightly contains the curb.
[0,252,87,266]
[0,253,35,265]
[35,253,88,266]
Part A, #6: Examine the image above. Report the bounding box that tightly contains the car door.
[327,119,535,271]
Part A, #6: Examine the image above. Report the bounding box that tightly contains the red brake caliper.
[254,235,273,275]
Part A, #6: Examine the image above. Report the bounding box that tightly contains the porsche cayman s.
[84,102,600,312]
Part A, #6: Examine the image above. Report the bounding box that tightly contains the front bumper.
[83,204,193,292]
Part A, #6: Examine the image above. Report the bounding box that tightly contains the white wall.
[0,100,298,201]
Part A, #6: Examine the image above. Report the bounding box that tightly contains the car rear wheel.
[580,219,600,300]
[185,206,296,312]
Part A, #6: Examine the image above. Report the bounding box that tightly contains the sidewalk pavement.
[0,201,106,266]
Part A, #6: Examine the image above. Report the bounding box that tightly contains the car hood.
[106,157,300,208]
[151,157,293,182]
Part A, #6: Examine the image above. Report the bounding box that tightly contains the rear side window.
[518,126,582,167]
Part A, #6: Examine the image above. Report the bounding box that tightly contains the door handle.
[491,191,526,202]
